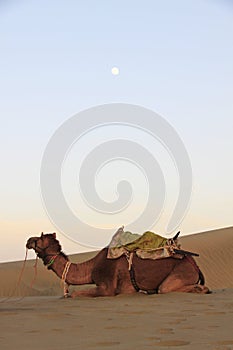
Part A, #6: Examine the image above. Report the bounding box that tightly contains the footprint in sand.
[168,318,187,325]
[159,328,174,334]
[105,326,128,330]
[51,328,63,332]
[153,340,190,347]
[213,340,233,350]
[146,336,161,341]
[180,325,194,330]
[216,340,233,345]
[94,341,121,347]
[25,330,40,333]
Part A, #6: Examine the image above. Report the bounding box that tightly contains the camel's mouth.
[26,237,38,250]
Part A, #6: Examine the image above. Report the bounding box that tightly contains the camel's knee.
[157,284,172,294]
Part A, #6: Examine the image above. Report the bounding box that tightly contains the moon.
[111,67,120,76]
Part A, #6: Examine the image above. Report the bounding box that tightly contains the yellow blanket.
[124,231,167,251]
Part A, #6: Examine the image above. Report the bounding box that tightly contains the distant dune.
[180,226,233,290]
[0,226,232,297]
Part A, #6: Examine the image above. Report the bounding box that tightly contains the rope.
[61,261,71,297]
[0,249,39,303]
[17,248,28,287]
[29,256,39,290]
[0,249,29,303]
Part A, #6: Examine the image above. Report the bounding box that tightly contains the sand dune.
[1,227,233,350]
[180,226,233,290]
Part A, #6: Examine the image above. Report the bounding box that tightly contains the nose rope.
[29,256,39,290]
[17,248,29,287]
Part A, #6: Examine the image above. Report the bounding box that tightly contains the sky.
[0,0,233,262]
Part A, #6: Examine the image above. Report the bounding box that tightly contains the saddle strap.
[127,254,158,295]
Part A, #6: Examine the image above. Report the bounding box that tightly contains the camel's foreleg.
[63,282,70,297]
[71,286,116,298]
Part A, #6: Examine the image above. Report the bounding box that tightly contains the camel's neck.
[46,253,95,285]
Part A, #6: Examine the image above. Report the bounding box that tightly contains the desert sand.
[0,227,233,350]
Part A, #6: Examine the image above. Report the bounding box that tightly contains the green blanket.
[124,231,167,251]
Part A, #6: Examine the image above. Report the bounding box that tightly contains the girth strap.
[127,253,158,295]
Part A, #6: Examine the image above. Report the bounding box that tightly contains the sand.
[0,227,233,349]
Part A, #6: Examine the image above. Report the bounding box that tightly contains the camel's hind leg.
[158,258,210,294]
[158,282,209,294]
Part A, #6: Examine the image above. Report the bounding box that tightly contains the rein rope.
[29,256,39,290]
[17,248,29,289]
[0,248,38,303]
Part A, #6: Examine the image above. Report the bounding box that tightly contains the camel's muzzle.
[26,237,38,250]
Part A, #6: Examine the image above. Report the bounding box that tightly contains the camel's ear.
[41,232,44,237]
[52,232,56,238]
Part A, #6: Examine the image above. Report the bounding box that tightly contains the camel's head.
[26,232,62,258]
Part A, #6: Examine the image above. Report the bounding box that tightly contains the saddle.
[107,227,199,260]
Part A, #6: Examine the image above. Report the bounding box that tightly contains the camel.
[26,232,210,297]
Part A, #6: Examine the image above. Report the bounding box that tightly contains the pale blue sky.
[0,0,233,262]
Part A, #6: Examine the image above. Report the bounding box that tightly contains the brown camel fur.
[26,233,210,297]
